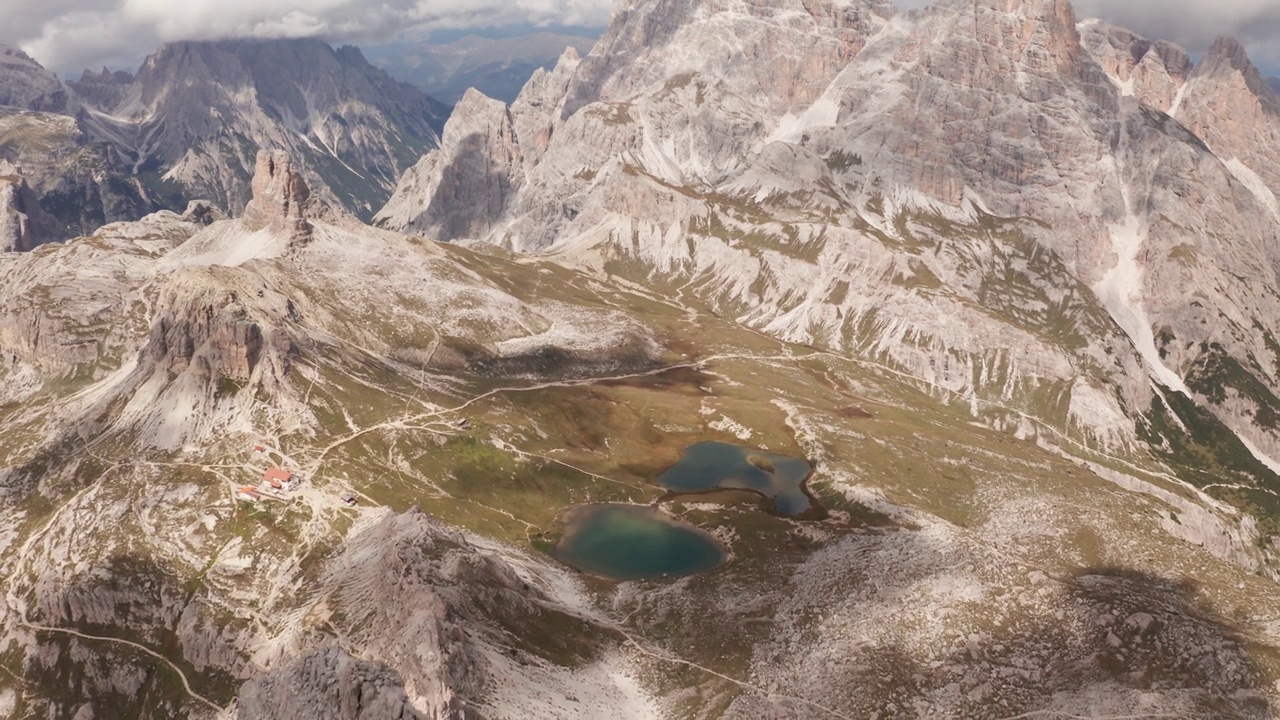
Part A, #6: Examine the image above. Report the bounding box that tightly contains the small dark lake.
[657,441,814,516]
[551,504,726,581]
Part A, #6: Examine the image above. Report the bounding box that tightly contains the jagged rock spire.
[1191,35,1280,107]
[241,150,313,245]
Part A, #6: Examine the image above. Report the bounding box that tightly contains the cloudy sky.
[1,0,1278,77]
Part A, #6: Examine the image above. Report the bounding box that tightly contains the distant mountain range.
[374,32,597,104]
[0,38,447,248]
[1270,76,1280,94]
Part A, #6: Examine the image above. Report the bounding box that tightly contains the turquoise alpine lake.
[551,504,726,581]
[657,441,814,516]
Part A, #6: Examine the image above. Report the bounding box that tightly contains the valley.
[4,0,1280,718]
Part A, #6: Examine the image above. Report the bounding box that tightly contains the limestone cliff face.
[562,0,894,120]
[1079,21,1191,112]
[376,90,522,241]
[238,648,429,720]
[1174,37,1280,201]
[374,0,1280,462]
[0,176,62,251]
[145,283,268,381]
[241,151,314,245]
[0,46,72,113]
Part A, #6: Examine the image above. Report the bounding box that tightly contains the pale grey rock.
[0,45,72,113]
[510,48,583,169]
[1079,20,1191,111]
[0,107,164,237]
[238,648,428,720]
[182,200,226,227]
[0,175,61,251]
[376,89,520,240]
[65,67,133,111]
[0,210,200,371]
[242,150,314,245]
[97,39,446,220]
[377,0,1280,466]
[1175,36,1280,200]
[561,0,895,121]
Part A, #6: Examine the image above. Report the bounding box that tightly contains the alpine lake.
[550,442,816,581]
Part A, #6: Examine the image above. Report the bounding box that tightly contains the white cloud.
[0,0,617,73]
[2,0,1279,76]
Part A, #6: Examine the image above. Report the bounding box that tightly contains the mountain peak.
[1189,35,1280,109]
[1078,20,1191,110]
[562,0,894,118]
[1200,35,1251,73]
[1191,35,1280,102]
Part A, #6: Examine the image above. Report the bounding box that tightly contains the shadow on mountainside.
[425,132,514,242]
[625,516,1277,720]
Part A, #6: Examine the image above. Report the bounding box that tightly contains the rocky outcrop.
[242,151,314,245]
[238,648,428,720]
[64,67,133,110]
[144,270,299,384]
[0,108,169,238]
[0,175,62,251]
[145,293,265,380]
[1174,36,1280,201]
[376,90,521,240]
[181,200,226,226]
[0,46,72,113]
[0,210,200,378]
[87,39,447,219]
[1079,20,1192,111]
[246,511,610,719]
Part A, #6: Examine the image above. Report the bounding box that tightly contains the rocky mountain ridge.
[6,0,1280,718]
[0,38,450,251]
[4,143,1279,719]
[89,39,448,218]
[378,0,1280,525]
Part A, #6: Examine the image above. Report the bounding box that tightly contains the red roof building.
[262,468,301,491]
